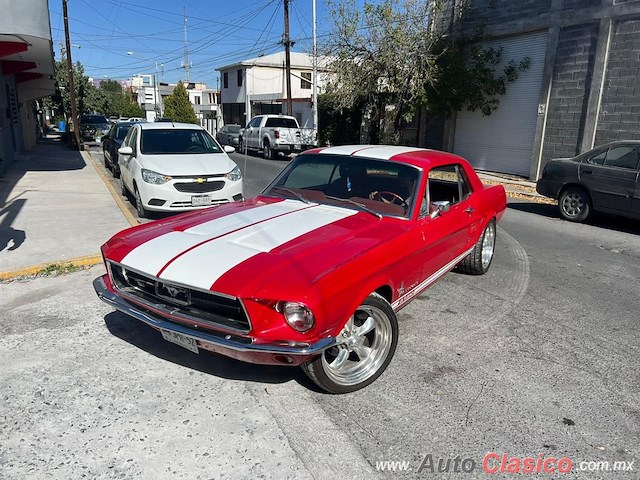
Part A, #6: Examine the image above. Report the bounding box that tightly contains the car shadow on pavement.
[103,311,309,386]
[508,202,640,235]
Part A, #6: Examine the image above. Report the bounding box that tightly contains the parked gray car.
[216,124,241,147]
[536,141,640,222]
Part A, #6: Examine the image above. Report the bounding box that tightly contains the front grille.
[109,263,251,333]
[174,181,225,193]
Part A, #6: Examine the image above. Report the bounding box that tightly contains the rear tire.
[457,219,496,275]
[301,292,398,394]
[263,141,273,159]
[558,186,591,222]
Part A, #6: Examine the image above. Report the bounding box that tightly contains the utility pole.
[312,0,318,139]
[63,0,82,150]
[283,0,293,116]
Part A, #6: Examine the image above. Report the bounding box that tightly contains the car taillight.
[274,130,280,139]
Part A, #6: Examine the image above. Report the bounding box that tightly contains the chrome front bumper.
[93,275,334,365]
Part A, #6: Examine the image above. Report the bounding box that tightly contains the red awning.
[1,60,37,75]
[0,41,29,59]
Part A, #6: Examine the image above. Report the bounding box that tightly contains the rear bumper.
[536,178,563,199]
[93,275,334,366]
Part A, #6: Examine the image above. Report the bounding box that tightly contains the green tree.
[163,81,198,124]
[97,78,144,118]
[323,0,529,144]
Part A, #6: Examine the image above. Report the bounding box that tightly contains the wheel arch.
[558,182,593,204]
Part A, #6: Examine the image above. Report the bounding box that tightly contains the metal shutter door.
[453,31,548,176]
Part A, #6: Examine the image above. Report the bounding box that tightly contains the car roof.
[309,145,470,170]
[135,122,205,131]
[114,121,136,127]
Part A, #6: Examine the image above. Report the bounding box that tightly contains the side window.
[223,72,228,89]
[129,128,138,155]
[250,117,262,128]
[122,128,132,147]
[586,150,606,165]
[604,146,639,170]
[422,165,471,218]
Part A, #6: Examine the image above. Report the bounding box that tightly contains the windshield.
[81,115,108,124]
[263,154,420,218]
[265,117,298,128]
[227,125,241,133]
[140,129,223,155]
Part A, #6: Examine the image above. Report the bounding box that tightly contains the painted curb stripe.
[158,204,358,290]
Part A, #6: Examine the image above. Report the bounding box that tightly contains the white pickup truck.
[239,114,317,159]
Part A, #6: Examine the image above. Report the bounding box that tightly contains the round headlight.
[283,302,315,332]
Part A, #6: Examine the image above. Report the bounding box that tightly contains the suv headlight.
[226,165,242,182]
[282,302,315,332]
[141,169,172,185]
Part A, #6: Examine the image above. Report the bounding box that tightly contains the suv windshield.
[140,129,223,155]
[263,154,420,218]
[80,115,108,124]
[265,117,298,128]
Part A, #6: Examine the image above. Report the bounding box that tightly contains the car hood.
[139,153,236,176]
[103,197,410,299]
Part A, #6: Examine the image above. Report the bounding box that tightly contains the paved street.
[1,148,638,479]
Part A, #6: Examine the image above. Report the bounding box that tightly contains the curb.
[81,150,139,227]
[0,254,103,282]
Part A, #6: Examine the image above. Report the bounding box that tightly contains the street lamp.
[127,52,163,119]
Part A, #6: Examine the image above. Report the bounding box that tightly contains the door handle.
[583,170,593,175]
[464,206,475,214]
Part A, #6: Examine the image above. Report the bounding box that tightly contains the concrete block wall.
[542,22,599,164]
[594,16,640,145]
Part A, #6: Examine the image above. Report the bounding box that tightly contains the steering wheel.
[369,190,407,207]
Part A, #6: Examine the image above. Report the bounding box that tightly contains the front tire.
[301,292,398,394]
[134,187,148,219]
[558,186,591,222]
[457,219,496,275]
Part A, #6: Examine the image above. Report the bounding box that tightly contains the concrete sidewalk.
[0,137,130,277]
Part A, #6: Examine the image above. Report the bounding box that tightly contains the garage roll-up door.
[453,30,548,177]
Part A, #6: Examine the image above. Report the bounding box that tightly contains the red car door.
[417,164,480,281]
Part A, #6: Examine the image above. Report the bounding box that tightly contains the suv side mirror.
[430,200,451,219]
[118,146,133,156]
[224,145,235,153]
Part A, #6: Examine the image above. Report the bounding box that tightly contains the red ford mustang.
[94,146,506,393]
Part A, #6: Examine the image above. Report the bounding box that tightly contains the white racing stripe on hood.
[158,204,357,290]
[120,200,310,275]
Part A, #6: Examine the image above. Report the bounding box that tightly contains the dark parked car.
[537,141,640,222]
[79,115,110,143]
[101,121,136,177]
[216,124,241,146]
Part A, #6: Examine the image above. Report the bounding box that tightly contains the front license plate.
[160,329,199,353]
[191,195,210,206]
[95,136,101,142]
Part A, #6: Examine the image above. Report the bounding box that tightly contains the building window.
[301,72,311,89]
[194,96,201,105]
[237,69,243,87]
[223,72,228,89]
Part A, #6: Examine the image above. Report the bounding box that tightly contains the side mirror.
[224,145,236,153]
[118,146,133,156]
[430,200,451,219]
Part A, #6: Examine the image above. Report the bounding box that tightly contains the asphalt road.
[1,148,638,479]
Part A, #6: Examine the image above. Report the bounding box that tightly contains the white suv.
[118,122,243,218]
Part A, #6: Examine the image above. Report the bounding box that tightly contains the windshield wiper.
[325,196,382,219]
[270,187,312,204]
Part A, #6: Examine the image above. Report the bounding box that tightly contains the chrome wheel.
[481,221,496,269]
[561,192,584,218]
[321,304,393,387]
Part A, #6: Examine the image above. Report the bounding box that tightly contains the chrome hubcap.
[481,223,495,269]
[562,193,584,217]
[322,305,392,386]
